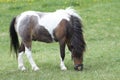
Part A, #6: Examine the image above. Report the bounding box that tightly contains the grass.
[0,0,120,80]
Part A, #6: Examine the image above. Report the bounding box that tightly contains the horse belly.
[32,26,53,43]
[32,35,53,43]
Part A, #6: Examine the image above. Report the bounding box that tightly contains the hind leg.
[23,40,39,71]
[25,46,39,71]
[18,41,39,71]
[18,42,26,71]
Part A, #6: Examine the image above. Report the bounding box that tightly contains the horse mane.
[70,15,86,58]
[65,7,82,20]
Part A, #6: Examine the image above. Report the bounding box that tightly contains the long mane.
[70,15,86,58]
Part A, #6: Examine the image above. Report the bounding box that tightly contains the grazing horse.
[9,7,86,71]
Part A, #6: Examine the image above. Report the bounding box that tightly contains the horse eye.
[71,45,74,49]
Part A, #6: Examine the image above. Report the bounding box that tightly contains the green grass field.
[0,0,120,80]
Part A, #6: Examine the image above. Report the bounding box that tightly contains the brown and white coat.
[10,7,86,71]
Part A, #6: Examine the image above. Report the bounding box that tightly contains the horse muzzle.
[74,64,83,71]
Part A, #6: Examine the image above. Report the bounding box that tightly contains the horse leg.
[66,40,73,59]
[18,42,26,71]
[24,43,39,71]
[66,40,72,51]
[59,40,67,70]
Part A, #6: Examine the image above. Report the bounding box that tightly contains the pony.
[9,7,86,71]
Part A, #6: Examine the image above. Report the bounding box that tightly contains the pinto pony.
[9,8,86,71]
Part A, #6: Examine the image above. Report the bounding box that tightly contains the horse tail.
[70,15,86,58]
[9,17,19,57]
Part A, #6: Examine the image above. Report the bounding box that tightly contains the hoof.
[61,66,67,71]
[74,64,83,71]
[32,66,39,71]
[60,65,67,71]
[18,66,26,71]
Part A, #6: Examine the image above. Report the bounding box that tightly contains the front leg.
[59,41,67,70]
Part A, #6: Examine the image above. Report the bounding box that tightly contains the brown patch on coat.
[53,19,68,41]
[32,25,53,43]
[18,42,25,53]
[18,15,34,48]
